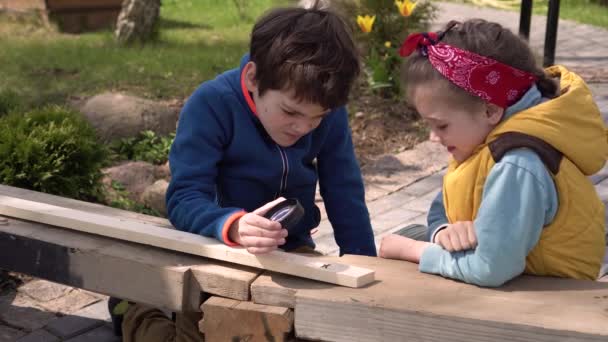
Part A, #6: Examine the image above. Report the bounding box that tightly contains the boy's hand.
[228,198,289,254]
[379,234,430,263]
[435,221,477,252]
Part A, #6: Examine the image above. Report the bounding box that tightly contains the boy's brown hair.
[249,3,360,110]
[406,19,558,108]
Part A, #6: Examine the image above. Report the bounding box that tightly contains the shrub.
[0,105,108,201]
[110,130,174,165]
[0,89,21,116]
[341,0,437,97]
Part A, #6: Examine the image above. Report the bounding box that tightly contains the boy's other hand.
[435,221,477,252]
[228,198,289,254]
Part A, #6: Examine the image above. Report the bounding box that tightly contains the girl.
[380,19,607,287]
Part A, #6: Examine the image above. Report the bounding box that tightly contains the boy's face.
[244,62,330,147]
[412,82,503,163]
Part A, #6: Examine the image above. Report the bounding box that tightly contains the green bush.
[110,130,174,165]
[0,90,21,116]
[0,105,108,201]
[339,0,437,97]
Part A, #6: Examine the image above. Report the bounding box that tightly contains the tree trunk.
[115,0,160,45]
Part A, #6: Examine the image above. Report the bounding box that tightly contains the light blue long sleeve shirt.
[419,86,559,287]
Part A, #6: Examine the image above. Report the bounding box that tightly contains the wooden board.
[251,255,608,341]
[200,296,293,342]
[0,217,260,312]
[0,186,374,288]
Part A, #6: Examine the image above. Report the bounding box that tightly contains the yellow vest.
[443,66,607,280]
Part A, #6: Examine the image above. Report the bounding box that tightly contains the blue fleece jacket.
[420,86,559,286]
[166,55,376,256]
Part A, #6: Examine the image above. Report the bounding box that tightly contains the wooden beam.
[200,296,293,342]
[0,186,374,288]
[252,255,608,341]
[0,217,260,312]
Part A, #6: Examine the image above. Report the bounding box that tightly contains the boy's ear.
[486,103,504,125]
[244,62,258,93]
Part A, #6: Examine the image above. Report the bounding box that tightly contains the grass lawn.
[0,0,290,108]
[453,0,608,29]
[555,0,608,28]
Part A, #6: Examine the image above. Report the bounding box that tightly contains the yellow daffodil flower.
[395,0,417,17]
[356,15,375,33]
[384,41,392,48]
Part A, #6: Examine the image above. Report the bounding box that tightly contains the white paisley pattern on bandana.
[427,43,537,108]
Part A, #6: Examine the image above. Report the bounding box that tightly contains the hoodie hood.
[489,65,607,175]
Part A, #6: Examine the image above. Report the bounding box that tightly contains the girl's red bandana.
[400,32,538,108]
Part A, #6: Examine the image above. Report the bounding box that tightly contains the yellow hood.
[489,65,607,175]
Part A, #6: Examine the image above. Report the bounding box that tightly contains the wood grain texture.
[0,217,259,312]
[252,255,608,341]
[201,296,293,342]
[0,187,374,287]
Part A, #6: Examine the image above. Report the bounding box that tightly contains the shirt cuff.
[430,224,449,243]
[221,210,246,246]
[419,243,446,274]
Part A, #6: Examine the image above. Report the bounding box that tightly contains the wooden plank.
[0,187,374,288]
[0,217,260,312]
[251,255,608,341]
[0,184,171,228]
[200,296,293,342]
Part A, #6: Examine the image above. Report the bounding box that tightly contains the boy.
[113,3,376,341]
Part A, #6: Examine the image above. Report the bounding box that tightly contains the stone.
[155,161,171,180]
[0,292,57,331]
[115,0,161,45]
[45,314,103,339]
[73,298,111,322]
[141,179,168,216]
[0,324,26,341]
[15,329,59,342]
[76,92,179,142]
[362,140,449,195]
[37,290,100,315]
[64,324,120,342]
[102,161,157,202]
[18,280,71,303]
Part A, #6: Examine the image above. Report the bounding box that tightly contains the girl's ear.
[244,61,258,93]
[486,103,505,125]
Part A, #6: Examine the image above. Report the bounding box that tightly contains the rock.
[141,179,169,216]
[37,290,100,314]
[155,161,171,180]
[18,280,71,303]
[0,324,25,341]
[76,92,179,142]
[115,0,161,45]
[102,161,157,202]
[0,292,57,331]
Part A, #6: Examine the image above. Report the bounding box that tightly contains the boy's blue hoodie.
[166,55,376,256]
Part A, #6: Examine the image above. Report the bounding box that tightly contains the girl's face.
[412,83,504,163]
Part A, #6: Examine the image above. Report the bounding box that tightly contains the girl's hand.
[228,198,289,254]
[435,221,477,252]
[379,234,430,263]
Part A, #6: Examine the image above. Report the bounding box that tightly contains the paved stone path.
[1,2,607,341]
